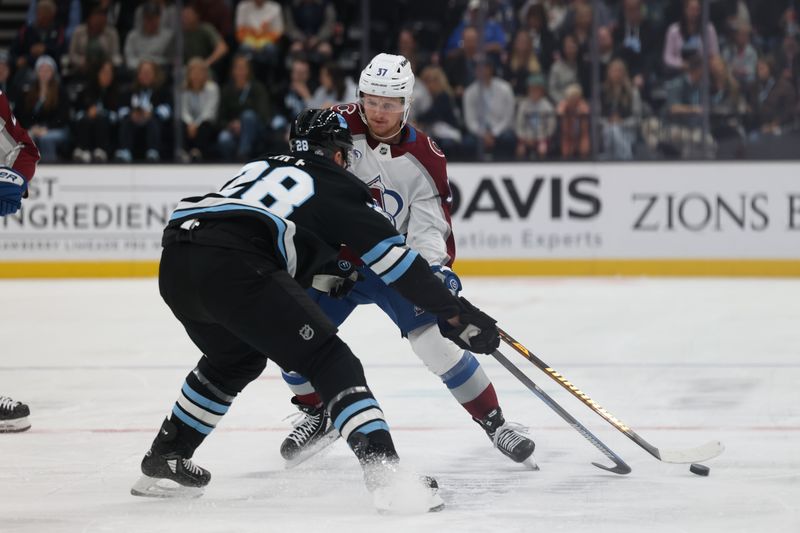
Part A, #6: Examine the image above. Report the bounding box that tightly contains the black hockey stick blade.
[497,328,725,465]
[490,349,631,475]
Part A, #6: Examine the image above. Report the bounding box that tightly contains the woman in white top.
[180,57,220,162]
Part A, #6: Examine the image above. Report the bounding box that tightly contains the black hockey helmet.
[289,108,354,165]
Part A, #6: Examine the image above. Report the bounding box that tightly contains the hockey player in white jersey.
[280,53,536,467]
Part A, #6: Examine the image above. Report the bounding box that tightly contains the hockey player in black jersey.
[131,109,500,513]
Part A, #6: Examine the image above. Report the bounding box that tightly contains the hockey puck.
[689,463,710,476]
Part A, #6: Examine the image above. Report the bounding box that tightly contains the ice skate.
[131,419,211,498]
[0,396,31,433]
[475,408,538,470]
[281,397,340,467]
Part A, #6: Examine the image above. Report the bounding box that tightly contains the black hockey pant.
[157,242,395,460]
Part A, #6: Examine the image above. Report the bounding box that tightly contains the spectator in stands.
[515,73,556,160]
[192,0,234,41]
[463,60,516,160]
[749,1,794,53]
[746,57,796,139]
[444,0,508,61]
[396,28,429,75]
[235,0,284,82]
[67,4,122,78]
[14,55,69,162]
[549,34,580,103]
[124,2,174,72]
[115,59,172,162]
[723,22,758,86]
[281,57,313,124]
[507,30,542,97]
[72,59,121,163]
[519,3,556,73]
[708,55,745,141]
[417,65,467,157]
[182,4,228,72]
[613,0,657,91]
[26,0,80,41]
[665,54,703,123]
[560,0,613,39]
[10,0,67,84]
[663,0,720,78]
[178,57,219,163]
[0,52,16,103]
[557,83,590,159]
[217,54,271,161]
[285,0,336,65]
[443,25,481,100]
[599,59,641,160]
[308,62,356,108]
[776,34,800,93]
[134,0,178,33]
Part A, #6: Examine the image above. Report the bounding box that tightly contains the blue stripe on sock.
[172,404,213,435]
[182,382,229,415]
[354,420,390,435]
[281,371,310,385]
[333,398,380,431]
[380,250,419,284]
[361,235,405,265]
[441,352,480,390]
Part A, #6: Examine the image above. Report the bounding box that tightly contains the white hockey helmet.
[358,53,415,131]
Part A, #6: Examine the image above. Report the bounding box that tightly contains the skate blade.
[130,475,204,499]
[0,418,32,433]
[284,428,341,469]
[523,455,540,471]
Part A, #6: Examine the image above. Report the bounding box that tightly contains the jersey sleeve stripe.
[379,249,419,284]
[368,245,408,276]
[360,234,405,264]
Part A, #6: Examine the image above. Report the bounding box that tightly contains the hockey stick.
[498,328,724,464]
[490,349,631,475]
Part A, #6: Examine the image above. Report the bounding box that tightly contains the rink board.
[1,162,799,277]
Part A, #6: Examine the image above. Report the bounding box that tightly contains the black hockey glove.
[441,297,500,355]
[311,258,363,299]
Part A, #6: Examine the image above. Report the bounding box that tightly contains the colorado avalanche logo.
[367,175,403,227]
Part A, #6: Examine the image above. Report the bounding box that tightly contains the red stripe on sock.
[461,385,499,419]
[296,393,322,408]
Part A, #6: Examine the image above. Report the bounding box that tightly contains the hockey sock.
[299,336,396,463]
[281,369,323,407]
[168,368,237,455]
[439,351,500,419]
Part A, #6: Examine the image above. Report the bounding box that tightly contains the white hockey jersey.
[333,103,455,266]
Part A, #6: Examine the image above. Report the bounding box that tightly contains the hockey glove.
[0,167,27,216]
[431,265,462,296]
[311,259,363,299]
[441,297,500,355]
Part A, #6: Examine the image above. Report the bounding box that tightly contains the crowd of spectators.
[1,0,798,163]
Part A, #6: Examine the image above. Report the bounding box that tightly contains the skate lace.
[284,411,323,445]
[493,422,530,453]
[0,397,20,412]
[181,458,203,476]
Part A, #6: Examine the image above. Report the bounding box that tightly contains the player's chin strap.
[357,101,408,144]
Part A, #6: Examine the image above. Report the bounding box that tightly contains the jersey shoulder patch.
[330,103,368,135]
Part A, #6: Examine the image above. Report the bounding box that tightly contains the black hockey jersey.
[164,153,462,320]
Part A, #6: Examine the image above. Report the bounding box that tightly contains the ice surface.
[1,277,798,532]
